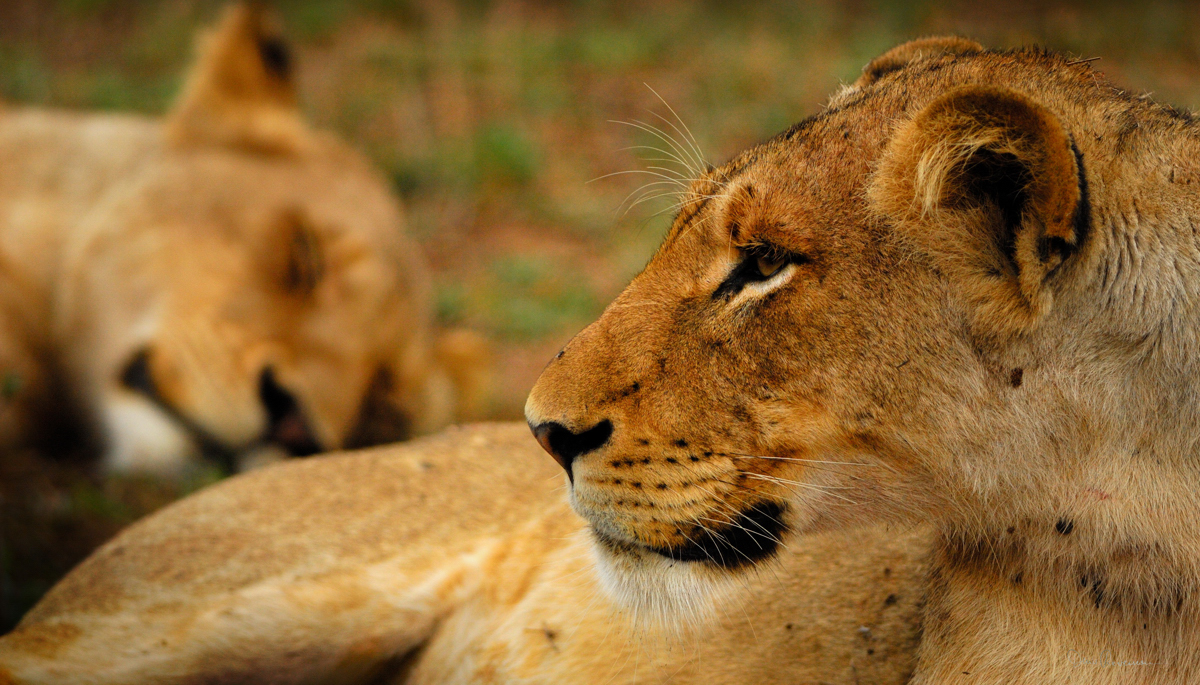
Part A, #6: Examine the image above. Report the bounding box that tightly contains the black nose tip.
[259,368,321,456]
[531,419,613,481]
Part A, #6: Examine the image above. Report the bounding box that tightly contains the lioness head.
[528,38,1173,615]
[53,5,476,475]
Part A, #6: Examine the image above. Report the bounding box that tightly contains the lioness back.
[0,423,928,684]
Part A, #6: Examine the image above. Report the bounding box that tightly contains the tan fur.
[165,4,308,155]
[0,4,484,474]
[525,40,1200,683]
[0,254,48,449]
[854,36,983,88]
[872,84,1083,333]
[0,423,928,684]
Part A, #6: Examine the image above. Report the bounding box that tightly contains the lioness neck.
[916,127,1200,684]
[914,526,1200,684]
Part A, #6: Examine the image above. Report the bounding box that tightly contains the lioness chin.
[527,37,1200,683]
[0,4,485,476]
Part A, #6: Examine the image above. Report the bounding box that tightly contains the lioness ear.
[259,208,324,298]
[871,85,1085,334]
[165,3,309,155]
[855,37,984,87]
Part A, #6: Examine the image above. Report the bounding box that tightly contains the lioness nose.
[259,368,321,456]
[530,419,613,481]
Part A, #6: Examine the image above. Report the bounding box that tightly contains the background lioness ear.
[871,85,1086,334]
[165,3,310,155]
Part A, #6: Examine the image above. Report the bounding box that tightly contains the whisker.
[604,300,662,310]
[696,515,780,552]
[725,451,875,467]
[642,164,695,182]
[611,119,698,177]
[676,526,721,567]
[649,108,706,176]
[691,481,789,551]
[587,168,689,185]
[645,83,708,173]
[626,117,698,175]
[626,154,702,173]
[650,192,722,213]
[618,144,695,172]
[626,190,694,212]
[744,473,860,505]
[615,180,690,216]
[649,194,723,224]
[722,456,854,476]
[739,472,856,491]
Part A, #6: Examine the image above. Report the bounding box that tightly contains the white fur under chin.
[589,534,739,630]
[102,392,199,478]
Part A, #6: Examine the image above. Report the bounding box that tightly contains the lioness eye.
[756,256,785,278]
[712,244,802,300]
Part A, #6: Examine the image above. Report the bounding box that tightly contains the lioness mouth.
[596,501,787,570]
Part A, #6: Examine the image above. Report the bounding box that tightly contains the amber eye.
[713,244,803,300]
[755,256,786,278]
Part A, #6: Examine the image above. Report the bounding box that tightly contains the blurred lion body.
[0,422,928,684]
[0,5,485,474]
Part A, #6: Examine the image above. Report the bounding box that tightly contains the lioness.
[0,5,482,475]
[526,38,1200,683]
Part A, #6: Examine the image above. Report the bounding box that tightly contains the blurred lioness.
[0,5,485,475]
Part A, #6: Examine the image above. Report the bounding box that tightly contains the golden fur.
[526,37,1200,683]
[0,5,485,475]
[0,423,928,684]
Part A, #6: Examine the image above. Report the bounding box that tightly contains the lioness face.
[58,141,435,474]
[42,5,454,475]
[529,42,1098,612]
[527,133,954,611]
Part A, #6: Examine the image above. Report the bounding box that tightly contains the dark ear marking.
[258,36,292,81]
[1037,140,1089,268]
[1068,140,1091,258]
[344,368,412,449]
[286,214,324,296]
[120,348,159,401]
[960,147,1031,263]
[264,209,324,297]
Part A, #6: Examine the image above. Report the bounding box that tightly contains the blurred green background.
[5,0,1200,631]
